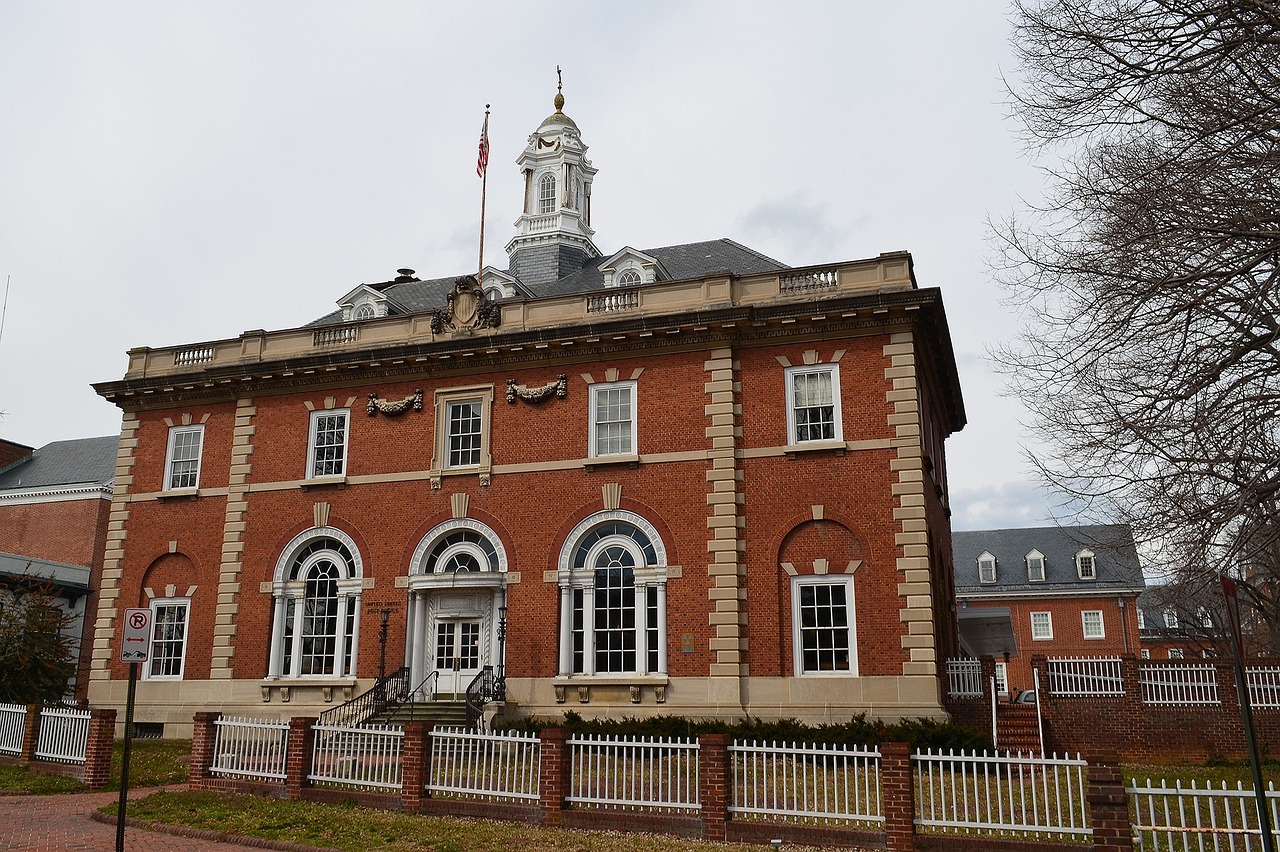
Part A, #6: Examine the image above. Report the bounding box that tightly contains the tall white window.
[1137,608,1147,629]
[589,382,636,457]
[1082,610,1105,639]
[308,410,349,478]
[164,425,204,490]
[792,575,857,675]
[446,398,483,468]
[268,530,362,679]
[786,364,842,444]
[1164,610,1179,628]
[978,552,997,584]
[994,660,1009,695]
[1026,550,1045,582]
[556,511,668,678]
[1076,549,1096,580]
[145,598,190,679]
[538,172,557,214]
[1031,611,1053,640]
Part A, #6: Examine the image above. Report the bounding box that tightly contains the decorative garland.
[507,374,568,404]
[367,389,423,416]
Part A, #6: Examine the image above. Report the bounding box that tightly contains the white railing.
[313,326,359,347]
[309,723,403,791]
[567,733,699,812]
[780,267,840,294]
[946,658,984,698]
[586,290,640,314]
[174,345,215,365]
[913,749,1090,839]
[427,727,540,801]
[730,740,882,825]
[211,716,289,780]
[1140,663,1220,706]
[34,706,90,764]
[1047,657,1125,696]
[1247,666,1280,709]
[1130,778,1280,852]
[0,703,26,755]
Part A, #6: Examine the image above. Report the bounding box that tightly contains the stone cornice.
[0,483,113,506]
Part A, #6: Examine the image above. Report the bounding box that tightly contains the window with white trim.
[978,552,997,584]
[308,409,349,478]
[1164,610,1179,628]
[1026,550,1045,582]
[430,386,494,484]
[164,425,204,490]
[1030,611,1053,640]
[615,269,641,288]
[145,598,190,679]
[1168,648,1184,660]
[538,172,557,214]
[446,398,483,468]
[994,660,1008,695]
[786,364,842,444]
[1141,648,1151,659]
[353,303,377,321]
[1076,549,1096,580]
[793,575,856,675]
[1082,610,1105,639]
[267,531,362,679]
[556,511,668,678]
[589,381,636,457]
[1137,608,1147,629]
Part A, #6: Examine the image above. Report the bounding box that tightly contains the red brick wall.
[0,498,109,567]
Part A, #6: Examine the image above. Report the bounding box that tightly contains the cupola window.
[538,173,557,214]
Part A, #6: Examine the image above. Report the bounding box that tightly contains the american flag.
[476,112,490,178]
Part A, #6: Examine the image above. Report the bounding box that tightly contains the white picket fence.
[427,726,540,801]
[1247,667,1280,709]
[730,740,882,825]
[1047,657,1125,696]
[567,733,700,812]
[211,716,290,780]
[34,705,89,764]
[310,722,403,790]
[946,659,984,699]
[1130,778,1280,852]
[0,703,25,755]
[1140,664,1221,706]
[913,748,1091,839]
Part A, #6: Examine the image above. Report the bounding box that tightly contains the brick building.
[952,525,1146,697]
[88,87,967,735]
[0,435,118,700]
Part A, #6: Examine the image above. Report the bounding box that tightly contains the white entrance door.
[434,618,482,697]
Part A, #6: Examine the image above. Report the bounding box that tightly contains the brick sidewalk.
[0,789,332,851]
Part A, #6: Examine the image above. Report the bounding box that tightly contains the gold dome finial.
[554,65,564,112]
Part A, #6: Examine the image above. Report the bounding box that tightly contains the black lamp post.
[495,605,508,701]
[378,608,391,682]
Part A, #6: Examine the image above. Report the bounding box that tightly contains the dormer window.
[353,303,377,321]
[978,552,997,584]
[1164,610,1178,629]
[1075,549,1096,580]
[538,172,557,214]
[616,269,642,288]
[1137,608,1147,629]
[1025,550,1045,582]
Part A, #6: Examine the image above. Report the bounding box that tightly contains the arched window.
[424,528,500,574]
[557,512,668,677]
[268,529,362,679]
[353,303,376,321]
[615,269,642,288]
[538,172,557,214]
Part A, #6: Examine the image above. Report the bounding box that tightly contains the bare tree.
[995,1,1280,639]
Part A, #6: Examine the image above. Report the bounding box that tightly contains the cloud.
[951,480,1061,531]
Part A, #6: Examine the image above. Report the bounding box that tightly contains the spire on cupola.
[506,68,600,289]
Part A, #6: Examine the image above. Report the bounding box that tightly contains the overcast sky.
[0,1,1064,530]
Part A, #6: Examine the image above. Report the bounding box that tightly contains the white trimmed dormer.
[978,551,997,584]
[338,284,395,323]
[1025,549,1045,582]
[1075,548,1097,580]
[478,266,520,302]
[600,247,665,289]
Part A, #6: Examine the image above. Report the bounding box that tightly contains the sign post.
[117,607,152,852]
[1221,575,1274,852]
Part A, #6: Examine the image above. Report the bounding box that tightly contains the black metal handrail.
[317,665,410,728]
[464,666,500,730]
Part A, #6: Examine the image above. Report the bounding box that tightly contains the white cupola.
[505,72,601,288]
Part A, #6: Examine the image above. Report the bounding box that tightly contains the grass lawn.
[0,739,189,794]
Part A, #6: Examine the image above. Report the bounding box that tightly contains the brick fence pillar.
[82,708,116,789]
[698,733,730,841]
[1087,749,1133,852]
[881,742,915,852]
[19,704,41,767]
[401,721,428,813]
[539,727,571,827]
[189,712,221,790]
[285,716,317,800]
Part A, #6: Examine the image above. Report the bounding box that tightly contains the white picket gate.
[427,726,540,801]
[34,705,89,764]
[211,716,290,780]
[567,733,699,812]
[730,740,882,825]
[309,722,403,791]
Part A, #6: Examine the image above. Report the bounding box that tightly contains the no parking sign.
[119,607,152,663]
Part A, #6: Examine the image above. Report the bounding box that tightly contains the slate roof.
[308,238,788,326]
[952,524,1146,595]
[0,435,118,491]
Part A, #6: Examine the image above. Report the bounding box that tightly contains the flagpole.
[477,105,490,285]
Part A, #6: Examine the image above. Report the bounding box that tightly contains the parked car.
[1014,689,1037,705]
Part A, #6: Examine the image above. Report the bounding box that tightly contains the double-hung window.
[145,598,190,679]
[1082,610,1105,639]
[589,381,636,457]
[793,575,856,675]
[786,365,842,444]
[1031,611,1053,640]
[1076,549,1096,579]
[1026,550,1045,582]
[978,552,997,584]
[308,409,349,478]
[446,398,484,468]
[430,386,494,485]
[164,425,204,490]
